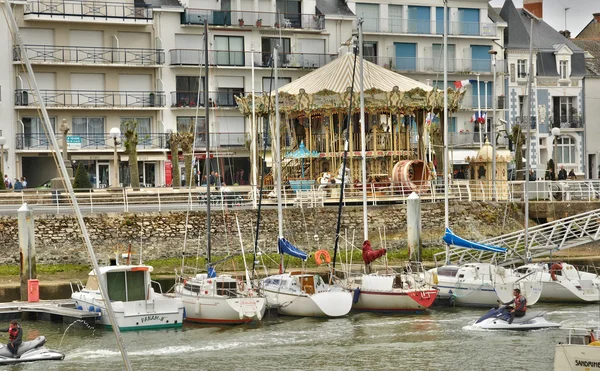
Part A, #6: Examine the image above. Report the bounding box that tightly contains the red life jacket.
[8,326,19,341]
[514,295,527,312]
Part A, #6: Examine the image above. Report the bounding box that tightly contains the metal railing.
[552,115,583,129]
[188,132,248,148]
[181,9,325,30]
[15,89,165,108]
[449,131,508,147]
[169,49,335,69]
[14,45,164,65]
[461,95,494,109]
[170,90,244,108]
[369,56,499,74]
[16,132,168,150]
[24,0,153,21]
[359,17,497,37]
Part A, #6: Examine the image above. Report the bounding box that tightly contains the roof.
[316,0,354,17]
[571,39,600,76]
[499,0,582,52]
[487,4,505,25]
[277,52,432,95]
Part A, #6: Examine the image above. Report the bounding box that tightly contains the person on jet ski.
[0,320,22,357]
[502,288,527,324]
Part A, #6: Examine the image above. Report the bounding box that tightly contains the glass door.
[97,162,109,188]
[144,162,156,187]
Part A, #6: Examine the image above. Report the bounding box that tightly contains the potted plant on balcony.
[238,18,244,26]
[274,21,280,28]
[149,92,155,107]
[256,18,262,27]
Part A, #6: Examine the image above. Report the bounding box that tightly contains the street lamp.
[109,127,121,188]
[0,136,6,176]
[551,126,561,180]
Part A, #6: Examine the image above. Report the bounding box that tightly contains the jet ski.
[0,336,65,365]
[472,305,561,330]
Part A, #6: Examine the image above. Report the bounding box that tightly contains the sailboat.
[340,21,438,313]
[173,22,266,324]
[258,47,353,318]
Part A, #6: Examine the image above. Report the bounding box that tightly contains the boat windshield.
[437,267,459,277]
[86,275,99,290]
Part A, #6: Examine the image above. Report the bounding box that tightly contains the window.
[261,38,291,67]
[216,88,244,107]
[214,36,244,66]
[21,117,56,149]
[355,3,379,32]
[72,117,105,148]
[471,45,491,72]
[175,76,204,107]
[458,8,480,36]
[472,81,493,109]
[363,41,377,64]
[517,59,527,79]
[120,117,152,147]
[559,60,568,79]
[432,44,456,72]
[276,0,301,27]
[557,136,576,164]
[518,96,525,117]
[553,96,576,124]
[262,77,291,93]
[388,5,402,33]
[394,43,417,71]
[435,7,451,35]
[177,116,206,147]
[407,6,430,34]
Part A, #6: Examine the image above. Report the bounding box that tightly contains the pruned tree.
[123,119,140,188]
[178,130,195,187]
[0,172,5,190]
[510,124,525,180]
[169,131,181,187]
[73,162,92,189]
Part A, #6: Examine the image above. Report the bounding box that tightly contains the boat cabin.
[184,274,240,297]
[85,266,151,302]
[263,273,327,295]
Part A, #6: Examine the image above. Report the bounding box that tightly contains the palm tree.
[122,119,140,188]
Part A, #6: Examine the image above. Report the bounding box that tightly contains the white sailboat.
[554,328,600,370]
[258,47,352,318]
[174,22,266,324]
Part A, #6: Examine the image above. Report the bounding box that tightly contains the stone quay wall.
[0,201,532,266]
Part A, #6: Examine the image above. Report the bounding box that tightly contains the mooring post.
[407,192,422,262]
[18,203,37,301]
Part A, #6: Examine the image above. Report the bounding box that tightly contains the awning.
[71,154,114,161]
[120,154,166,161]
[449,149,477,165]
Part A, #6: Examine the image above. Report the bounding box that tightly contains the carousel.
[236,52,464,193]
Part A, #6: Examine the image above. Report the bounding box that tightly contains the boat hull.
[554,343,600,370]
[539,281,600,303]
[352,289,437,312]
[435,283,501,307]
[181,295,266,324]
[263,289,352,317]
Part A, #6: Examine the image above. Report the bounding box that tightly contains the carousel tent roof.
[277,52,433,95]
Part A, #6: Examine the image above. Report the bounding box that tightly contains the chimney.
[594,13,600,23]
[559,30,571,39]
[523,0,543,19]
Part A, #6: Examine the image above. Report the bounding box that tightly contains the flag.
[454,80,477,89]
[425,112,435,127]
[470,111,487,124]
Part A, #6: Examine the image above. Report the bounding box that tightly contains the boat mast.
[359,20,367,242]
[205,21,212,267]
[0,2,132,369]
[443,0,450,264]
[524,17,534,263]
[274,48,284,273]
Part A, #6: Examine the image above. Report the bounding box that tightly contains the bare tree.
[178,130,195,187]
[510,124,525,180]
[169,131,181,187]
[123,119,140,188]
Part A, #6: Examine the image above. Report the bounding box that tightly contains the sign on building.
[67,136,82,150]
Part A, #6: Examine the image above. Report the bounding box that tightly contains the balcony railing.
[14,45,164,65]
[369,56,498,74]
[181,9,325,31]
[553,115,583,129]
[191,132,248,149]
[462,95,494,109]
[169,49,335,69]
[16,132,168,150]
[15,90,165,108]
[360,17,497,37]
[24,0,153,22]
[449,131,507,147]
[171,90,244,108]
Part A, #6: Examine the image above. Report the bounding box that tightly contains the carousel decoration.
[236,53,464,194]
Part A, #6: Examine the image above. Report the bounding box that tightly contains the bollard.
[18,203,37,301]
[407,192,422,262]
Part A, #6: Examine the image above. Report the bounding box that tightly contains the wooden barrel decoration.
[391,160,431,194]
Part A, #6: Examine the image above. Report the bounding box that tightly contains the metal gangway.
[434,207,600,267]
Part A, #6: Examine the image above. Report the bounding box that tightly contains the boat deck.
[0,299,98,327]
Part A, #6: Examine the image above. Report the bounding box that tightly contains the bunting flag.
[471,111,487,124]
[425,112,435,127]
[454,79,477,89]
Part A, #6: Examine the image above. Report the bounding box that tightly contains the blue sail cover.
[443,228,507,254]
[278,238,308,261]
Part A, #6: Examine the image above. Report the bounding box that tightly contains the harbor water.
[8,303,599,370]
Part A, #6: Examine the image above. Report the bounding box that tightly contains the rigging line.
[251,55,276,281]
[332,31,360,277]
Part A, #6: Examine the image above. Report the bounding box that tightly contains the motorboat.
[429,263,541,307]
[260,272,352,317]
[0,336,64,365]
[472,305,560,330]
[554,328,600,371]
[514,262,600,303]
[175,273,266,324]
[71,264,185,330]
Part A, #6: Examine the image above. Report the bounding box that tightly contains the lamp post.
[60,119,73,177]
[0,136,6,176]
[551,126,561,179]
[488,49,498,201]
[109,127,121,188]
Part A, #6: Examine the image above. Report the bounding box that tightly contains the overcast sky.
[489,0,600,37]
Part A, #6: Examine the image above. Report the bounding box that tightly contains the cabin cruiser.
[472,305,560,330]
[554,328,600,370]
[0,336,64,365]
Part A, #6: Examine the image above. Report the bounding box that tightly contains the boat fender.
[88,306,95,312]
[550,263,562,281]
[432,273,439,285]
[353,288,361,304]
[589,341,600,347]
[314,250,332,266]
[76,305,82,311]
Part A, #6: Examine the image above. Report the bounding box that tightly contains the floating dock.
[0,299,97,327]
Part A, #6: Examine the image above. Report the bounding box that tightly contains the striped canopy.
[277,52,433,95]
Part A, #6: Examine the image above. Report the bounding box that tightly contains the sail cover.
[443,228,507,253]
[278,238,308,261]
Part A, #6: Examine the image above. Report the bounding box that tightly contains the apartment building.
[500,0,586,178]
[346,0,507,171]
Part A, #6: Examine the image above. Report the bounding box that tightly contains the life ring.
[550,263,562,281]
[314,250,332,266]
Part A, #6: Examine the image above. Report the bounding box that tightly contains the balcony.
[192,132,248,149]
[169,49,335,69]
[370,56,499,74]
[14,45,164,66]
[16,132,168,150]
[181,9,324,31]
[171,90,244,108]
[360,17,497,37]
[449,131,507,147]
[15,90,165,108]
[24,0,153,23]
[552,115,583,129]
[461,96,494,109]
